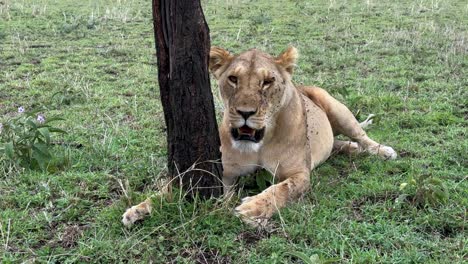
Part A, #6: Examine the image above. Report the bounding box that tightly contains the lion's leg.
[122,179,172,227]
[333,140,362,154]
[122,198,152,227]
[302,87,396,159]
[235,172,309,226]
[331,113,372,155]
[222,170,239,199]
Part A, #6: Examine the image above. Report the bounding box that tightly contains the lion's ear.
[275,46,298,74]
[209,47,234,79]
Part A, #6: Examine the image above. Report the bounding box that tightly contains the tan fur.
[121,46,397,227]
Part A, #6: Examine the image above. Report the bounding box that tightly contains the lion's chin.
[230,139,262,153]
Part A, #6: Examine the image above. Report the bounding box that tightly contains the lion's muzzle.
[231,125,265,143]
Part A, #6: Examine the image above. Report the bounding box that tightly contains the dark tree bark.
[152,0,222,198]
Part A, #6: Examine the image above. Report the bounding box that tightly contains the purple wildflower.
[18,106,25,113]
[37,114,46,124]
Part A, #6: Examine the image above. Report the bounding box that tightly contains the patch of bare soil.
[59,224,87,248]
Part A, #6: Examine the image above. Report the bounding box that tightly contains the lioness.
[122,46,396,226]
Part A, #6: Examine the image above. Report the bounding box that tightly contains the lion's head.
[209,46,298,152]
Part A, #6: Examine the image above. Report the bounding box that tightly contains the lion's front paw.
[234,194,275,226]
[122,198,152,227]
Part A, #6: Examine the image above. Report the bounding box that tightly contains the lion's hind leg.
[301,86,397,160]
[333,140,362,155]
[332,138,396,159]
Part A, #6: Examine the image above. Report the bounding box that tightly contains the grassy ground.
[0,0,466,262]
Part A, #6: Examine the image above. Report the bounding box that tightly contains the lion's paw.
[359,114,375,129]
[122,198,152,227]
[234,194,274,227]
[373,145,397,160]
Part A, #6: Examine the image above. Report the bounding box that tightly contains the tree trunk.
[152,0,223,198]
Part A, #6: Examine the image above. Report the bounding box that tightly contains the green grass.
[1,0,467,262]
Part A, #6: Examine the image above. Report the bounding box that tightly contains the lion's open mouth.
[231,125,265,142]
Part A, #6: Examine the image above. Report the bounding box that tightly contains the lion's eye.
[228,76,238,84]
[263,77,275,87]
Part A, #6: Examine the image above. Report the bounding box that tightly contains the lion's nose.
[237,110,256,120]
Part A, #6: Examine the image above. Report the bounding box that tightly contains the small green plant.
[51,87,85,106]
[397,174,449,207]
[0,106,66,171]
[255,169,274,190]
